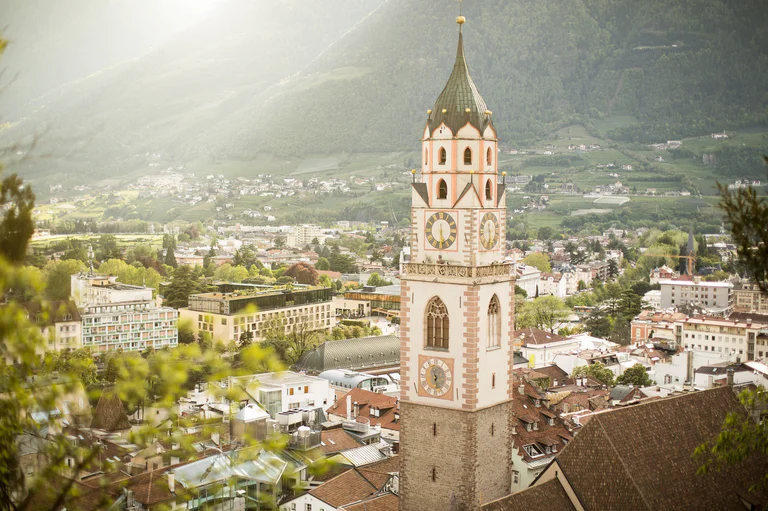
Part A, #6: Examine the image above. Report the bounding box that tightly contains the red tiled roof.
[327,388,400,431]
[512,328,565,346]
[481,478,575,511]
[555,387,768,510]
[309,468,379,508]
[341,492,399,511]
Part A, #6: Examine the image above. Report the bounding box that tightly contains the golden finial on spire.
[456,0,465,25]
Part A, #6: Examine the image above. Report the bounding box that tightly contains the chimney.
[168,471,175,494]
[346,394,352,421]
[353,401,360,418]
[727,366,735,386]
[518,383,525,395]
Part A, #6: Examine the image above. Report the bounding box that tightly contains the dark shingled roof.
[482,478,575,511]
[293,335,400,373]
[554,386,768,510]
[426,30,493,136]
[90,390,131,432]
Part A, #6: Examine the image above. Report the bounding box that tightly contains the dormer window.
[526,423,532,432]
[464,147,472,165]
[439,147,447,165]
[548,417,555,426]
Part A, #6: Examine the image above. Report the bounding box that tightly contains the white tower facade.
[399,16,516,511]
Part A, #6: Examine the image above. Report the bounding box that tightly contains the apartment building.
[659,277,732,313]
[179,286,333,343]
[72,273,178,353]
[21,300,82,355]
[679,316,768,362]
[732,280,768,313]
[286,224,321,248]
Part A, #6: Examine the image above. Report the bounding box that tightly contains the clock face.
[419,357,453,397]
[479,212,500,249]
[425,212,457,250]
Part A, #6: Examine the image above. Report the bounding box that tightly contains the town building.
[72,273,177,353]
[659,276,732,313]
[286,224,322,248]
[732,279,768,313]
[336,285,401,318]
[642,289,661,310]
[630,310,687,345]
[398,16,516,510]
[649,264,678,285]
[679,315,768,361]
[22,300,82,354]
[178,285,332,344]
[515,264,541,298]
[514,328,579,368]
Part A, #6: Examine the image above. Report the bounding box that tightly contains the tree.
[43,259,85,300]
[572,362,615,386]
[233,245,258,268]
[607,259,619,279]
[164,265,203,308]
[315,257,331,271]
[273,236,286,249]
[366,272,392,287]
[0,173,35,264]
[616,364,653,386]
[284,262,319,285]
[718,164,768,292]
[584,309,612,338]
[97,234,122,261]
[516,296,568,333]
[164,244,177,268]
[522,252,551,273]
[514,285,528,298]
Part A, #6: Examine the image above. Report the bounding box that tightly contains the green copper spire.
[427,19,492,135]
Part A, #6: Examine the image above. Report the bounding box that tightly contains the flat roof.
[192,286,327,301]
[658,279,732,288]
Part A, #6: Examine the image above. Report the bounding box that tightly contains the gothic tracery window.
[488,294,501,348]
[426,297,449,349]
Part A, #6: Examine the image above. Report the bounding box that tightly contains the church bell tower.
[399,12,516,511]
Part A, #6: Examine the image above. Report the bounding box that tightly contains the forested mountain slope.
[2,0,766,181]
[253,0,768,154]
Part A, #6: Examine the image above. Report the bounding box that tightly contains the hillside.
[2,0,767,185]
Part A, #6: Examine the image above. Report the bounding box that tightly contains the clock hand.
[439,225,445,244]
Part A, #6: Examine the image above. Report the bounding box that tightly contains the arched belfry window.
[426,297,449,349]
[424,148,429,165]
[487,147,493,165]
[464,147,472,165]
[488,295,501,348]
[439,147,447,165]
[485,179,493,200]
[437,179,448,200]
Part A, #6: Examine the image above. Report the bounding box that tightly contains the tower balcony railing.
[402,262,513,279]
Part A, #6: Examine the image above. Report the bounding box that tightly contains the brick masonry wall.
[400,280,412,401]
[400,400,513,511]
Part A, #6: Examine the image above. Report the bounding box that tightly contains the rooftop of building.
[512,327,566,346]
[191,284,328,301]
[659,278,732,288]
[293,335,400,374]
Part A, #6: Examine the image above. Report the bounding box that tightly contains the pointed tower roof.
[427,19,492,135]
